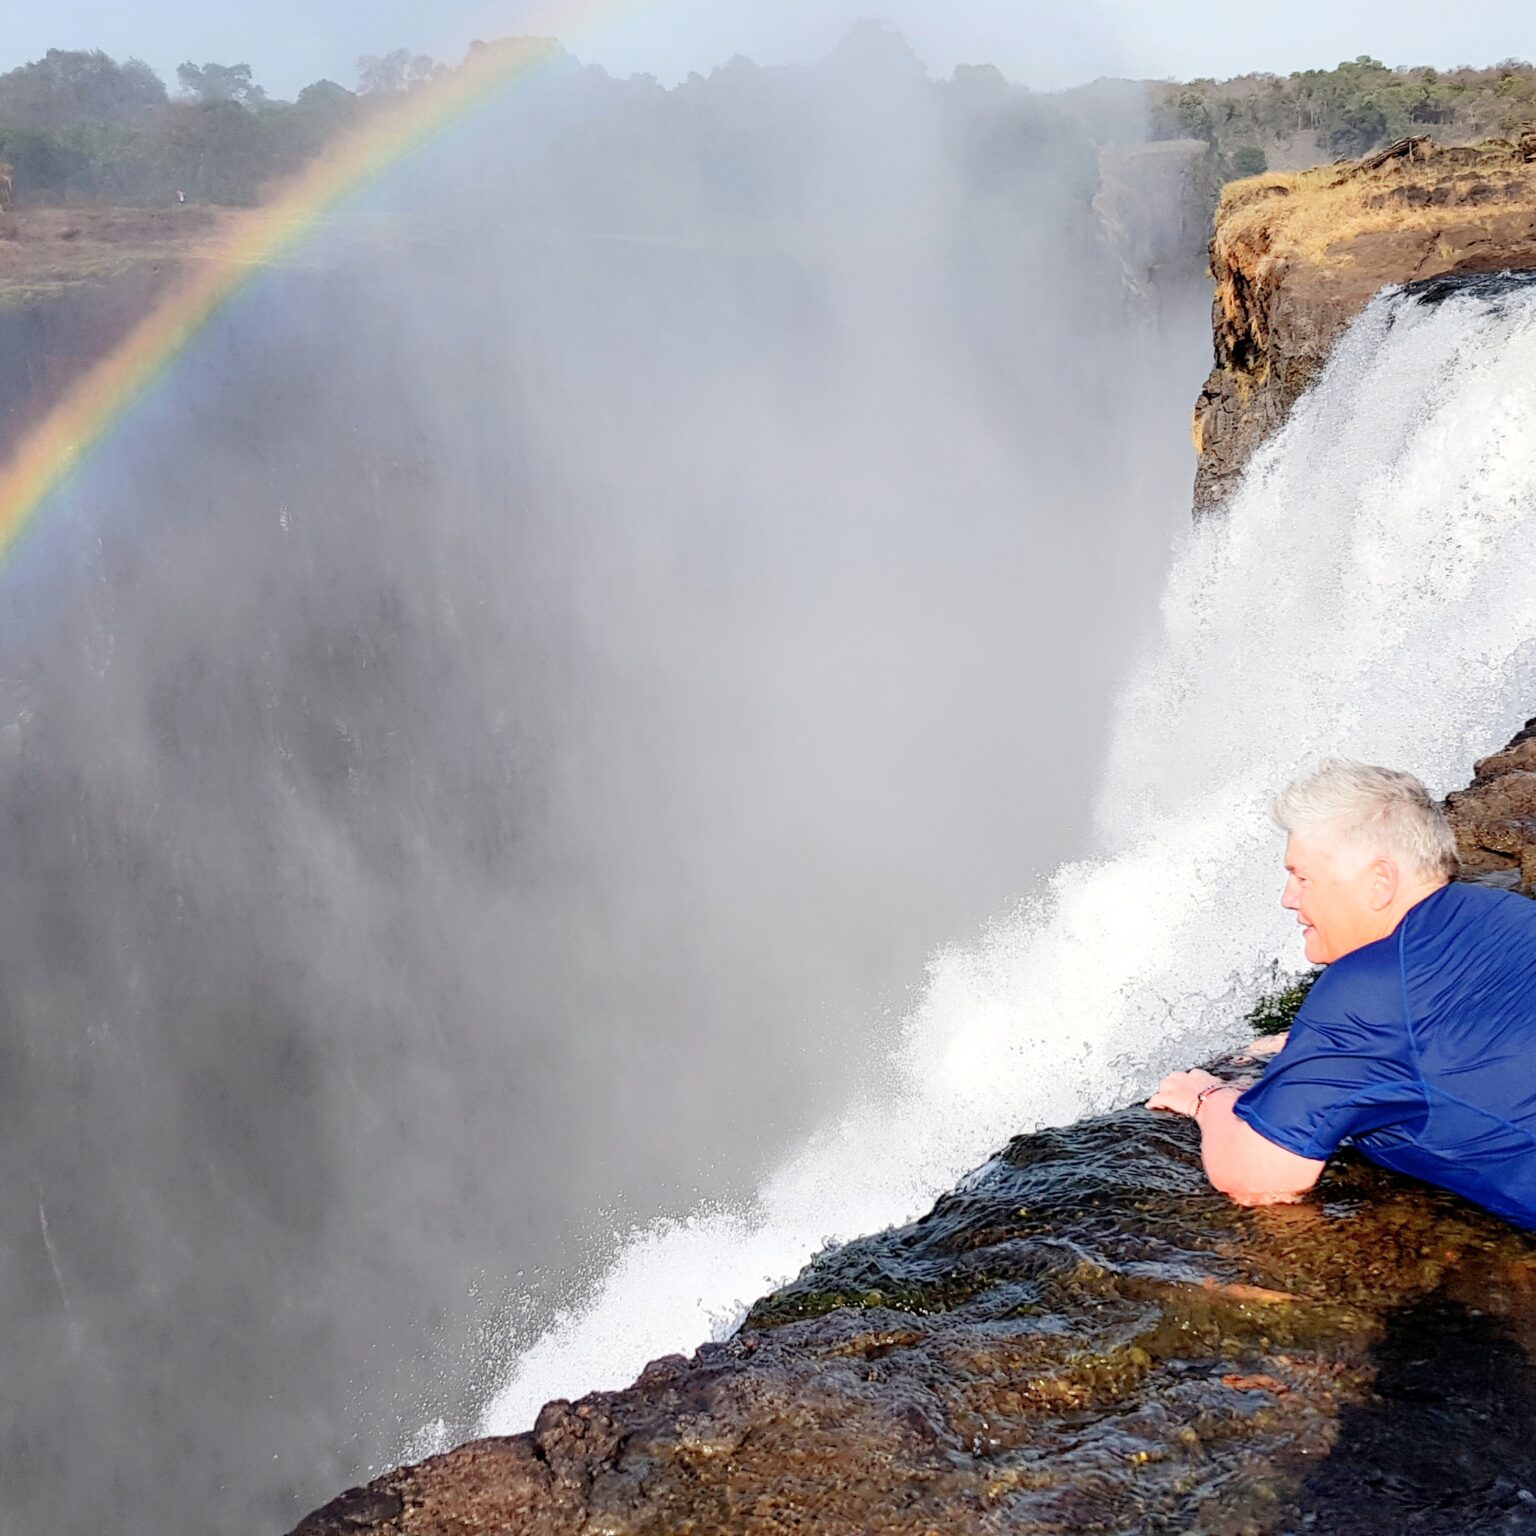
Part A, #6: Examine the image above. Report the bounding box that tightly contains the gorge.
[1,41,1534,1536]
[0,42,1209,1536]
[288,135,1536,1536]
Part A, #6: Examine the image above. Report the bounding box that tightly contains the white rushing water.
[475,275,1536,1437]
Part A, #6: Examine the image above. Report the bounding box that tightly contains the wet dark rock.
[0,267,177,462]
[1096,139,1223,291]
[286,731,1536,1536]
[291,1487,404,1533]
[1297,1298,1536,1534]
[288,1092,1536,1535]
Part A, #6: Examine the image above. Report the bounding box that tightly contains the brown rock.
[1356,135,1439,172]
[288,1083,1536,1536]
[291,1487,404,1534]
[1221,1372,1290,1394]
[1446,717,1536,893]
[1192,142,1536,513]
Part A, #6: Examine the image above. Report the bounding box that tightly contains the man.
[1147,758,1536,1227]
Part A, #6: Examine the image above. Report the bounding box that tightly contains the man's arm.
[1146,1070,1326,1206]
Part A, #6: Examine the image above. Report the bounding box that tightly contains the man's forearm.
[1146,1069,1325,1205]
[1192,1085,1318,1205]
[1191,1085,1264,1198]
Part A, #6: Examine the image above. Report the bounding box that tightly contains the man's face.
[1280,833,1386,964]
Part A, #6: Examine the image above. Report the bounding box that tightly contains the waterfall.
[1,53,1221,1530]
[478,272,1536,1436]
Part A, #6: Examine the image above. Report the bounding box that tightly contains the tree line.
[1151,55,1536,171]
[0,47,451,206]
[3,43,1536,210]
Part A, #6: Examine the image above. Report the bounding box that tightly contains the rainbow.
[0,31,579,566]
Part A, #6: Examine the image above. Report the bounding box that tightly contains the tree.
[161,99,264,201]
[356,51,443,95]
[1325,97,1389,157]
[296,79,356,112]
[1407,86,1455,125]
[1230,145,1268,176]
[0,124,95,198]
[1171,87,1216,142]
[0,49,166,129]
[176,61,267,109]
[824,21,927,85]
[266,81,362,163]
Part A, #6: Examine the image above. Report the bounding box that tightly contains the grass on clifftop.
[0,205,241,308]
[1215,140,1536,267]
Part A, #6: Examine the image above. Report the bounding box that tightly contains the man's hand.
[1146,1064,1325,1206]
[1146,1069,1224,1119]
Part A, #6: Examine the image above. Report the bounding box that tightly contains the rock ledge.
[1193,138,1536,512]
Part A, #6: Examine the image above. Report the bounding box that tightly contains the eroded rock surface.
[289,718,1536,1536]
[1096,139,1222,292]
[1193,139,1536,512]
[1448,717,1536,894]
[293,1099,1536,1536]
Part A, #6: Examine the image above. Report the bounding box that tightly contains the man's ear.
[1370,857,1400,910]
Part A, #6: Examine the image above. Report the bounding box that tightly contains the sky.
[3,0,1534,99]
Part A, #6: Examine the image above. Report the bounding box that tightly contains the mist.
[0,30,1210,1535]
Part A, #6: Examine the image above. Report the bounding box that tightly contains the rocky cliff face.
[1449,717,1536,894]
[0,272,168,459]
[1193,138,1536,513]
[293,1107,1536,1536]
[1095,138,1222,293]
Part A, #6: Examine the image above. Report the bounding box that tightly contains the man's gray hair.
[1273,759,1460,881]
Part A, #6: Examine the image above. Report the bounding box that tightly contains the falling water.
[0,43,1212,1535]
[479,272,1536,1435]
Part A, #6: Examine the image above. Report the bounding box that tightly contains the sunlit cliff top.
[1215,135,1536,271]
[1192,134,1536,511]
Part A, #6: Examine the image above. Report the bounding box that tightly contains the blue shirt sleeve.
[1233,965,1425,1160]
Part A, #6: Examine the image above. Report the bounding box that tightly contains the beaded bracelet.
[1193,1082,1236,1118]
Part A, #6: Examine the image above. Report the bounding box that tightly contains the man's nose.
[1281,876,1300,910]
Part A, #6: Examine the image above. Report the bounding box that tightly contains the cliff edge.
[1192,134,1536,513]
[292,1099,1536,1536]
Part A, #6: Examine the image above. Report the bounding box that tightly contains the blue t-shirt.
[1235,882,1536,1229]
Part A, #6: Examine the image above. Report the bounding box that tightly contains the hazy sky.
[5,0,1534,99]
